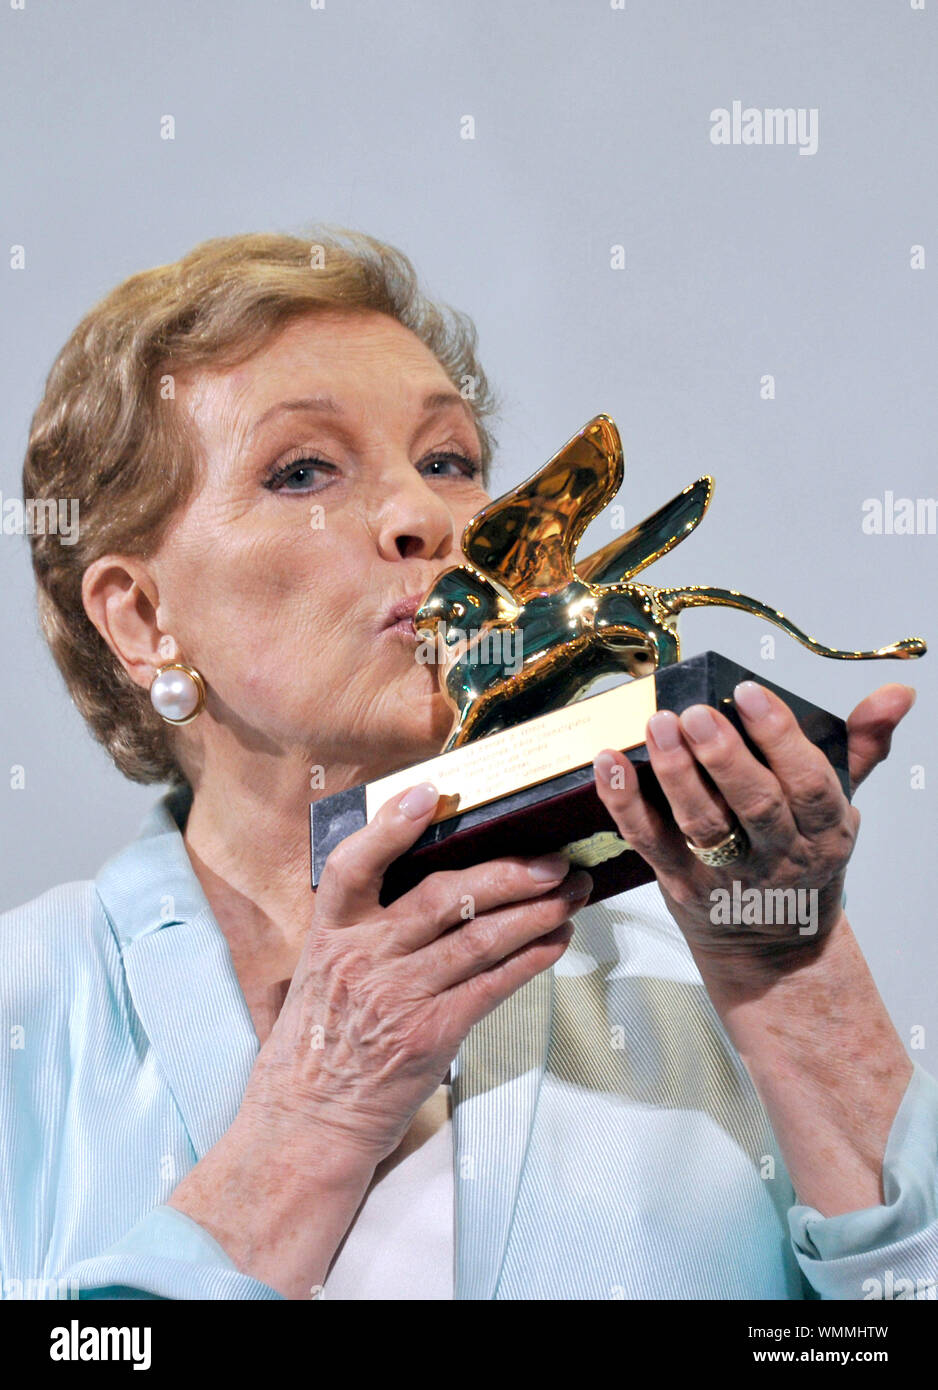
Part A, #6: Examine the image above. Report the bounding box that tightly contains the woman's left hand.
[593,679,917,974]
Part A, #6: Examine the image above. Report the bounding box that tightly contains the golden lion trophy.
[311,415,925,904]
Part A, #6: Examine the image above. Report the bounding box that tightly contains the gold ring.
[684,826,747,868]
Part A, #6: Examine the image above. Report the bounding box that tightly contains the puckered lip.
[381,591,428,632]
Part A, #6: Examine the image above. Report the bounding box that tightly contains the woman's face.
[152,309,491,784]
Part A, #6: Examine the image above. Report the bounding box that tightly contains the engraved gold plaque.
[366,668,656,824]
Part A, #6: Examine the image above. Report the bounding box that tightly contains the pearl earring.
[149,662,206,726]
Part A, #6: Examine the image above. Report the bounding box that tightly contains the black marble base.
[310,650,849,907]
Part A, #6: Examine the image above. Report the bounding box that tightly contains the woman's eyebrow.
[247,389,470,441]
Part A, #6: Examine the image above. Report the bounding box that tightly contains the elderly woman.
[3,227,936,1302]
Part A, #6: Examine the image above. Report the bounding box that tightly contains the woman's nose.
[373,467,457,561]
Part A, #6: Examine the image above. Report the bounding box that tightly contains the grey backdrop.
[2,2,935,1053]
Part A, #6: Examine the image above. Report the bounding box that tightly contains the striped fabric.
[0,785,936,1300]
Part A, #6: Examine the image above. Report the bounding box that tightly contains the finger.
[645,710,736,848]
[314,781,443,926]
[391,850,578,952]
[676,700,799,847]
[591,748,687,874]
[442,919,576,1036]
[414,870,593,992]
[730,682,848,837]
[846,684,917,795]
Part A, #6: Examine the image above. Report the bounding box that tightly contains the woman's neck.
[180,758,336,1043]
[176,727,437,1041]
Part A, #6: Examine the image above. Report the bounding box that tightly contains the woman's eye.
[280,464,319,490]
[265,449,481,494]
[420,451,482,480]
[264,457,334,493]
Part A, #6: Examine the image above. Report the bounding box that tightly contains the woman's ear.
[81,557,166,692]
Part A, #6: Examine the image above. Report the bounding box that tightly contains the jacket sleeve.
[788,1062,938,1299]
[0,886,285,1302]
[60,1205,285,1301]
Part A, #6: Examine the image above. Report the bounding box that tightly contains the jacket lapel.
[95,789,260,1159]
[119,911,260,1158]
[451,964,554,1300]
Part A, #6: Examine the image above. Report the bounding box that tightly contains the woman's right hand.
[238,780,592,1172]
[167,780,590,1297]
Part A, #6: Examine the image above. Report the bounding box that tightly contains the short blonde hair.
[22,225,501,785]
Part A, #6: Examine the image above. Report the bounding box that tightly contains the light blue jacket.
[1,786,936,1300]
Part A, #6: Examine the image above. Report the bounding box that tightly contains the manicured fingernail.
[561,869,593,899]
[528,852,571,882]
[648,711,681,751]
[681,704,718,744]
[733,681,770,720]
[593,750,618,785]
[398,781,440,819]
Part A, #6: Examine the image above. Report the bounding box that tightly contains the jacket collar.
[95,785,260,1160]
[97,784,210,948]
[95,787,554,1299]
